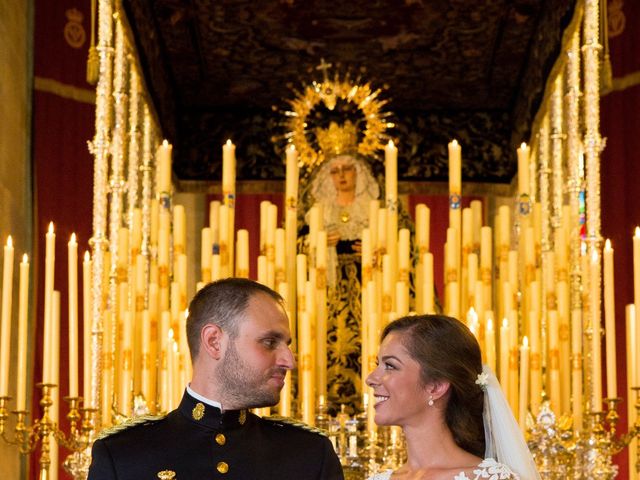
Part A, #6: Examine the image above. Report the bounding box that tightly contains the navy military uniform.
[88,391,344,479]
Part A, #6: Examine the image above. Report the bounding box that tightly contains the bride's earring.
[428,395,434,407]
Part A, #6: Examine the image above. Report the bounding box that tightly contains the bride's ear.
[426,380,451,402]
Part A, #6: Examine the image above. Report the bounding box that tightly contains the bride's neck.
[401,418,463,471]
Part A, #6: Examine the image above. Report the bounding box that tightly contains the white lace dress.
[367,458,520,480]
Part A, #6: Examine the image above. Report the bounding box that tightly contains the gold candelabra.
[0,385,98,479]
[527,389,640,479]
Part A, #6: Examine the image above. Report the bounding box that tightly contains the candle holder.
[0,384,98,480]
[526,393,640,479]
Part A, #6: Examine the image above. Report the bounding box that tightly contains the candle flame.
[172,341,178,353]
[520,142,527,150]
[487,318,493,330]
[287,144,296,151]
[48,222,54,234]
[70,232,77,243]
[451,139,459,147]
[84,251,91,262]
[162,139,169,147]
[591,249,599,263]
[387,139,395,148]
[605,238,612,250]
[226,139,233,146]
[502,318,508,329]
[523,336,529,348]
[168,328,174,340]
[22,253,28,263]
[635,226,640,238]
[6,235,12,248]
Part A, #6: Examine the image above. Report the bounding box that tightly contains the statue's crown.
[316,121,358,157]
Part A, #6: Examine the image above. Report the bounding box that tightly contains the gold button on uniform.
[215,433,226,445]
[216,461,229,473]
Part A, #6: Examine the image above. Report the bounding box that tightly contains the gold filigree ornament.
[284,60,394,171]
[192,402,205,421]
[157,470,176,479]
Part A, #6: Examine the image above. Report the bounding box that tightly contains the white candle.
[517,143,530,195]
[16,255,29,410]
[384,140,398,207]
[519,336,530,429]
[448,139,462,195]
[156,140,173,194]
[603,239,617,398]
[82,251,92,404]
[68,233,79,397]
[0,236,14,397]
[222,139,236,193]
[43,222,56,383]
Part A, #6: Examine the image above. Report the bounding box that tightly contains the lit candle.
[519,336,530,429]
[16,254,29,410]
[384,140,398,206]
[517,143,530,196]
[285,145,299,204]
[448,139,462,195]
[43,222,56,383]
[82,251,92,404]
[222,139,236,194]
[0,236,14,397]
[156,140,173,194]
[603,239,617,398]
[68,233,79,397]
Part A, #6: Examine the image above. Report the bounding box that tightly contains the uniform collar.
[178,390,250,430]
[186,384,222,410]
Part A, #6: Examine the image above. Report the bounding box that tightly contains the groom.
[88,278,343,479]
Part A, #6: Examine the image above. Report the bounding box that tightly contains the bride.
[366,315,540,480]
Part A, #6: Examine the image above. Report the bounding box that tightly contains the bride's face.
[366,331,430,426]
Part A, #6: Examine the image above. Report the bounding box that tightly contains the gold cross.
[316,58,332,82]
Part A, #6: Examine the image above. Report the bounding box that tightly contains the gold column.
[582,0,604,415]
[107,17,129,418]
[89,0,114,417]
[550,73,565,231]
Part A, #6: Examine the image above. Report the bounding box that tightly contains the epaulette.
[263,415,329,437]
[97,413,166,440]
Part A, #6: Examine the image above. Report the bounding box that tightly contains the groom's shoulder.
[260,415,330,440]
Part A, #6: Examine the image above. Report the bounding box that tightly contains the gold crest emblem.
[157,470,176,479]
[192,402,205,420]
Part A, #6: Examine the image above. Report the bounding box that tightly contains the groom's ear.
[427,380,451,401]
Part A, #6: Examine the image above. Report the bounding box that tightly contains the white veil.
[482,365,541,480]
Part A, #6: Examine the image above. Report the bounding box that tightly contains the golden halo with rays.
[284,64,395,171]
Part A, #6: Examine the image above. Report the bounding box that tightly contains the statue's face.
[329,156,357,193]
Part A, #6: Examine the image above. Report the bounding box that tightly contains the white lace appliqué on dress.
[368,458,519,480]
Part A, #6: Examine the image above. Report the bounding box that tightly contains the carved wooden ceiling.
[122,0,577,184]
